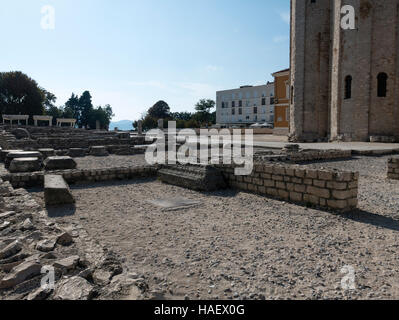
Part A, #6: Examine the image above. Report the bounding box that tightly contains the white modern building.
[216,82,275,127]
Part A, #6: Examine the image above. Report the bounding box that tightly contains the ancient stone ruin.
[158,164,227,192]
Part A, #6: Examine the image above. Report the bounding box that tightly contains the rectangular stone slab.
[89,146,109,156]
[0,150,23,162]
[38,148,55,158]
[9,157,41,173]
[5,151,42,168]
[158,164,227,192]
[44,156,77,170]
[44,175,75,206]
[68,148,86,158]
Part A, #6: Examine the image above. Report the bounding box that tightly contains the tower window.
[377,73,388,97]
[344,75,352,99]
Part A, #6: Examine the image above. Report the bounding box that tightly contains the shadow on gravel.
[338,209,399,232]
[46,204,76,217]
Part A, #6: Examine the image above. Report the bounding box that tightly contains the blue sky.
[0,0,290,121]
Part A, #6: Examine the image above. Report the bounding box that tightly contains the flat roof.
[217,82,274,93]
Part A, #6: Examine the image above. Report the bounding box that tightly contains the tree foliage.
[0,71,114,130]
[0,71,46,119]
[194,99,215,125]
[147,100,170,119]
[133,99,216,132]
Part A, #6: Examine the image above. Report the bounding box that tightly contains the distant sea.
[109,120,133,131]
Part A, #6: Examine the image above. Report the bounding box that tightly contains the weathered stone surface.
[5,151,42,168]
[0,221,11,231]
[44,175,75,206]
[44,156,77,170]
[158,164,227,192]
[53,255,80,272]
[92,269,112,285]
[38,149,55,158]
[56,232,73,246]
[26,287,52,300]
[9,157,41,173]
[0,261,41,289]
[54,276,94,300]
[20,218,35,231]
[89,146,109,157]
[0,149,23,162]
[0,240,22,259]
[68,148,86,158]
[36,239,56,252]
[0,211,15,219]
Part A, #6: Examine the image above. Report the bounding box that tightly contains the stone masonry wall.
[388,157,399,180]
[0,165,158,189]
[217,163,359,212]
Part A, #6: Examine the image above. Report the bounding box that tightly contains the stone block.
[307,186,330,199]
[158,164,227,192]
[0,149,23,162]
[9,157,41,173]
[44,175,75,206]
[290,191,303,202]
[44,156,77,170]
[5,151,42,168]
[89,146,109,157]
[38,148,55,158]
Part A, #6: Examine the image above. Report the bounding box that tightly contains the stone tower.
[290,0,399,142]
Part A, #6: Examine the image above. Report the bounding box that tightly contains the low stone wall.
[388,157,399,180]
[0,165,158,188]
[216,163,359,211]
[255,149,352,163]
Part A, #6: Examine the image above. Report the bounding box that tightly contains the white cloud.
[280,11,290,25]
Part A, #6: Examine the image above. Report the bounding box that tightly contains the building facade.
[272,69,290,133]
[216,83,275,127]
[290,0,399,142]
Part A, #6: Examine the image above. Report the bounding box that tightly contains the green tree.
[87,104,114,129]
[42,89,57,109]
[171,111,193,121]
[64,93,80,123]
[194,99,215,125]
[78,91,94,128]
[45,105,63,125]
[148,100,170,119]
[0,71,46,119]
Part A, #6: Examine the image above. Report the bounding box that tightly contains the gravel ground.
[30,155,399,300]
[74,155,147,169]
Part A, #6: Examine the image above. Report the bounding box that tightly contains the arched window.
[377,73,388,97]
[344,75,352,99]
